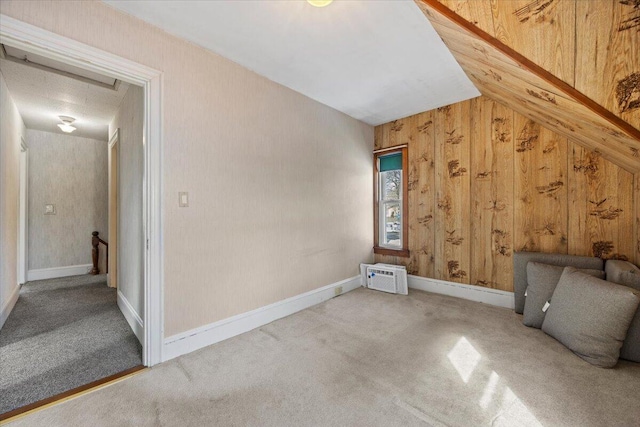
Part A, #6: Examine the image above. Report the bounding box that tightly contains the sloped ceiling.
[415,0,640,173]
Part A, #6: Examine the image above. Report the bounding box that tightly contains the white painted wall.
[1,1,374,338]
[25,129,108,273]
[0,70,26,329]
[109,85,144,322]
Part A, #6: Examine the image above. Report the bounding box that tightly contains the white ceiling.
[0,55,129,141]
[104,0,479,125]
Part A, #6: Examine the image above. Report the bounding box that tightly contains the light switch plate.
[178,192,189,207]
[44,204,56,215]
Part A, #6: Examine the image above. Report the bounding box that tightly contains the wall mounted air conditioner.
[359,263,408,295]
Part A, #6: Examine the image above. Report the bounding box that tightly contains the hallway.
[0,274,142,415]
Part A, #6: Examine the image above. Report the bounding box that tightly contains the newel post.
[90,231,100,275]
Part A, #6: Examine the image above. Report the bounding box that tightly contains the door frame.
[0,14,164,366]
[17,137,28,286]
[107,130,119,289]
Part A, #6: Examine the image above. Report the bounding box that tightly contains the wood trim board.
[0,366,145,423]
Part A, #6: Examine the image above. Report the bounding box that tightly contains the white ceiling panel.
[0,57,130,141]
[104,0,479,125]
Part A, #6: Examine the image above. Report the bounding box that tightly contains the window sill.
[373,246,410,258]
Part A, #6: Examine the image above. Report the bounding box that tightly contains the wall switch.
[178,192,189,207]
[334,286,343,296]
[44,204,56,215]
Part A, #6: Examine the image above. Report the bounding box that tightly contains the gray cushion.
[605,260,640,362]
[513,252,603,314]
[523,262,605,329]
[621,310,640,362]
[542,267,640,368]
[605,259,640,290]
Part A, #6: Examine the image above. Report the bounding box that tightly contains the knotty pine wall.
[435,0,639,130]
[374,96,636,292]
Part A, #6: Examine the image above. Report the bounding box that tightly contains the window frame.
[373,145,409,257]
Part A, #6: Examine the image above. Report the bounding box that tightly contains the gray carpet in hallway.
[6,287,640,427]
[0,274,142,414]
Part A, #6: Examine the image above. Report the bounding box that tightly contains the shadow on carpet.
[0,275,142,414]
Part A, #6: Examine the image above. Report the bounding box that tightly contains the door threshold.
[0,365,146,424]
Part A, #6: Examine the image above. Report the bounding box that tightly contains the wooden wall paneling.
[434,101,471,283]
[575,0,640,130]
[416,0,640,172]
[409,110,436,277]
[513,111,569,254]
[606,162,636,262]
[375,118,407,151]
[489,0,575,86]
[469,97,492,287]
[567,142,591,257]
[374,124,384,151]
[374,254,398,266]
[569,143,635,260]
[437,0,496,36]
[470,98,514,290]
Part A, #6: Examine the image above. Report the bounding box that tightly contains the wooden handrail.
[90,231,108,275]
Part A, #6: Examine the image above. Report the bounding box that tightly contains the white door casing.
[17,138,28,285]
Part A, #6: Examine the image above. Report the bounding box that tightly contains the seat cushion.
[604,260,640,362]
[541,267,640,368]
[513,252,603,314]
[523,262,604,329]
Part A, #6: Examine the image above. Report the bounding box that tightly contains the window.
[374,146,409,257]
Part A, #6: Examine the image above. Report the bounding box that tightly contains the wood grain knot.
[484,69,502,82]
[417,215,433,225]
[514,0,555,23]
[447,260,467,279]
[526,89,557,105]
[448,160,467,178]
[592,241,614,258]
[616,72,640,112]
[445,130,464,145]
[535,180,564,195]
[390,120,404,132]
[589,207,623,220]
[417,121,433,133]
[618,1,640,32]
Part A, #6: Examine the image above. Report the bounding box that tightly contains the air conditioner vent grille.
[361,263,408,295]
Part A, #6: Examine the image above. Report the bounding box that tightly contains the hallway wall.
[0,71,26,329]
[109,85,144,323]
[26,129,108,272]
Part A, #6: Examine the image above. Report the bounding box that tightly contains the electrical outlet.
[334,286,343,296]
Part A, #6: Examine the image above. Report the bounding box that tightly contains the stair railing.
[90,231,108,275]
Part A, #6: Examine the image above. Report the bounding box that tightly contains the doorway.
[0,13,163,419]
[0,13,162,367]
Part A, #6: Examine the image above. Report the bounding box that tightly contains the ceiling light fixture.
[57,116,76,133]
[307,0,333,7]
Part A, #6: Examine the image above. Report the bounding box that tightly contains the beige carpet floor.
[8,287,640,427]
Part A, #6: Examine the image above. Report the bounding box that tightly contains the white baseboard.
[27,264,93,281]
[117,290,144,344]
[0,284,20,330]
[163,275,361,362]
[408,275,515,309]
